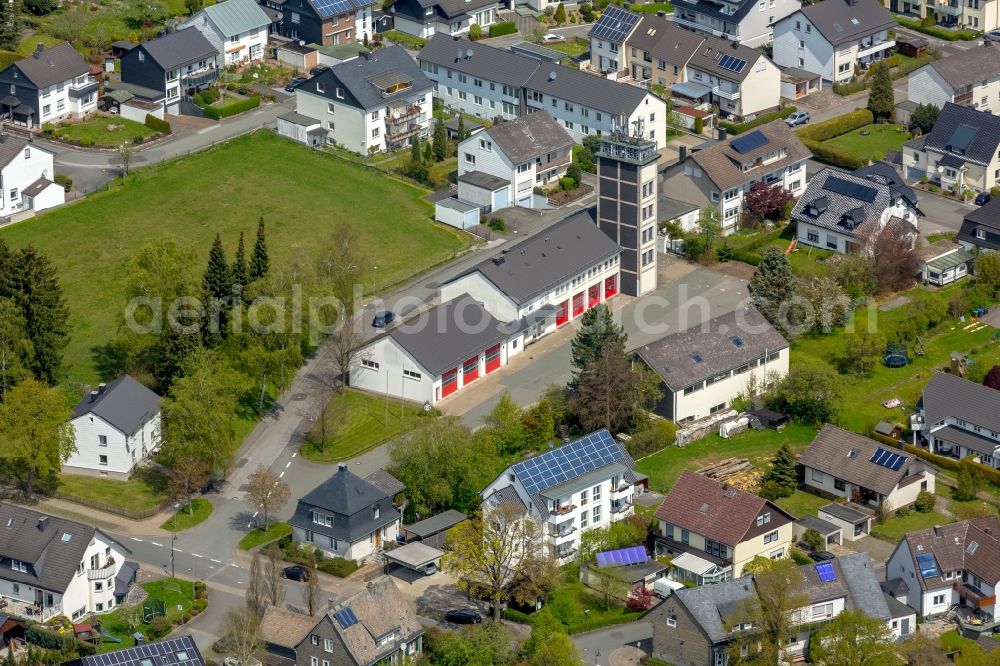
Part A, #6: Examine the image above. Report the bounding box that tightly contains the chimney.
[37,517,48,530]
[98,382,107,394]
[933,525,942,537]
[89,390,99,403]
[338,463,348,473]
[657,9,666,16]
[33,43,43,59]
[678,145,687,161]
[718,126,728,141]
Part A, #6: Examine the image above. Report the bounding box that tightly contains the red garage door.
[572,292,585,317]
[588,284,601,308]
[440,368,458,399]
[463,355,480,384]
[485,344,502,374]
[556,300,569,327]
[605,274,618,298]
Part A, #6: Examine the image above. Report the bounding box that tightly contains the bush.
[882,54,900,69]
[694,116,704,134]
[896,15,980,40]
[929,184,939,192]
[796,108,874,142]
[54,174,72,192]
[719,106,797,135]
[25,625,96,655]
[384,30,427,48]
[914,490,936,513]
[469,23,482,39]
[790,547,812,565]
[199,95,261,120]
[802,139,870,170]
[192,598,208,612]
[489,21,517,37]
[319,557,359,577]
[800,528,824,552]
[566,162,582,187]
[148,616,172,640]
[487,217,506,232]
[626,585,653,611]
[623,419,677,458]
[895,505,910,517]
[560,176,576,191]
[195,580,208,599]
[41,122,55,134]
[991,186,1000,197]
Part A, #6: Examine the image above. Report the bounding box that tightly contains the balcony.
[613,481,632,494]
[0,598,63,621]
[182,69,218,89]
[857,39,896,59]
[954,581,997,610]
[68,76,99,99]
[550,525,577,540]
[935,3,962,15]
[387,104,421,125]
[553,503,577,515]
[88,562,116,580]
[671,15,739,40]
[555,547,577,560]
[610,500,633,515]
[712,85,741,101]
[536,154,572,172]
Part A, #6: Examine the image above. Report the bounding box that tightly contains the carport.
[793,514,842,546]
[404,509,467,549]
[384,541,443,575]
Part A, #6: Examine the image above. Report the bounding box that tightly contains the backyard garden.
[45,116,160,148]
[94,578,206,652]
[821,123,911,164]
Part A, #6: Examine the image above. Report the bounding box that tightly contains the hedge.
[25,624,96,656]
[383,30,427,49]
[198,95,261,120]
[963,456,1000,487]
[904,444,961,472]
[144,113,172,134]
[894,15,980,41]
[567,612,644,634]
[796,108,873,142]
[719,106,797,135]
[489,21,517,37]
[319,557,359,577]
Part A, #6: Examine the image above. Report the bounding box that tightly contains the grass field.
[300,389,431,462]
[51,117,158,147]
[630,2,674,13]
[635,423,819,493]
[774,490,831,518]
[57,469,169,511]
[823,124,912,162]
[0,131,467,382]
[546,39,589,58]
[99,578,196,651]
[871,510,951,542]
[239,521,292,550]
[160,499,213,532]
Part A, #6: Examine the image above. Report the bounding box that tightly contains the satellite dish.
[392,110,400,119]
[466,48,473,58]
[548,71,557,81]
[456,48,463,61]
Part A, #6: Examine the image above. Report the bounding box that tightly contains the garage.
[793,514,842,547]
[462,355,479,384]
[403,510,468,549]
[588,284,601,308]
[485,344,502,374]
[572,292,584,317]
[384,541,443,576]
[556,300,569,327]
[604,275,618,297]
[440,368,458,399]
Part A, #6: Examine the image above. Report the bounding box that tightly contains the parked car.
[653,578,685,599]
[283,565,310,581]
[541,33,565,43]
[419,562,438,576]
[785,111,811,127]
[310,66,329,76]
[445,609,482,624]
[810,551,836,562]
[987,30,1000,42]
[975,191,991,206]
[372,311,395,328]
[284,77,308,92]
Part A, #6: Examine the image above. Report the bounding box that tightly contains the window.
[324,639,333,653]
[99,455,108,466]
[23,148,29,159]
[474,95,482,105]
[311,658,318,666]
[316,81,325,93]
[361,359,379,370]
[756,513,771,526]
[42,104,50,116]
[592,484,602,502]
[580,510,588,529]
[167,87,178,100]
[977,229,987,240]
[933,594,946,605]
[807,231,819,243]
[373,506,380,520]
[291,11,300,22]
[10,560,26,573]
[96,603,103,612]
[642,226,654,243]
[826,236,838,250]
[465,152,475,165]
[811,469,824,482]
[592,506,601,523]
[806,24,811,32]
[764,530,779,544]
[77,561,85,575]
[834,478,846,491]
[458,91,467,101]
[403,369,421,380]
[795,20,800,29]
[681,528,689,544]
[642,249,654,267]
[95,581,103,591]
[480,139,491,150]
[564,121,574,130]
[371,127,379,139]
[838,63,851,74]
[710,191,719,203]
[666,614,678,627]
[311,635,320,646]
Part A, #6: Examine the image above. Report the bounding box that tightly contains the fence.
[52,491,171,520]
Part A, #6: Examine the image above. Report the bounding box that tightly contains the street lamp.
[170,534,177,579]
[372,265,377,296]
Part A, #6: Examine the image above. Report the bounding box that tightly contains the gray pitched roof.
[922,372,1000,433]
[458,170,509,190]
[674,577,759,643]
[796,514,840,535]
[311,45,431,111]
[452,210,620,305]
[924,43,1000,90]
[0,134,30,169]
[70,374,161,436]
[21,177,53,198]
[791,167,894,239]
[419,34,537,88]
[404,509,466,538]
[932,425,1000,457]
[626,15,704,67]
[183,0,270,36]
[525,61,650,117]
[636,307,788,391]
[299,464,392,515]
[0,503,128,593]
[10,43,89,89]
[883,591,914,619]
[325,577,422,665]
[140,29,218,71]
[852,161,921,213]
[363,469,406,497]
[435,0,496,18]
[687,35,764,84]
[820,502,872,524]
[658,195,699,221]
[290,464,400,542]
[922,102,1000,167]
[837,552,892,620]
[481,110,572,164]
[793,0,895,47]
[900,517,1000,592]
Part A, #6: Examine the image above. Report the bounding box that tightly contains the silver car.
[785,110,811,127]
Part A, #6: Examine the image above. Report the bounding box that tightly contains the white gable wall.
[439,272,520,321]
[65,409,161,479]
[0,145,59,217]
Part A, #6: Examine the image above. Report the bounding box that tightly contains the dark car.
[284,77,308,92]
[283,565,310,582]
[310,66,330,76]
[372,311,395,328]
[810,551,836,562]
[976,191,991,206]
[445,609,482,624]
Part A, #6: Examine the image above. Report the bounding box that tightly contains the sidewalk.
[33,496,175,535]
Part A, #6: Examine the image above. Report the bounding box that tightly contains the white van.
[653,578,686,599]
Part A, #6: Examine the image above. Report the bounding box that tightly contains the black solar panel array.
[718,54,747,73]
[822,175,878,203]
[590,6,641,43]
[83,636,203,666]
[512,430,624,496]
[730,129,768,154]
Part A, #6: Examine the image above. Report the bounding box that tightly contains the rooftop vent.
[933,525,942,537]
[699,502,709,513]
[37,517,48,531]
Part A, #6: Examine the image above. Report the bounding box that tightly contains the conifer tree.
[411,138,422,163]
[203,234,231,345]
[570,303,626,386]
[250,217,269,280]
[231,231,248,295]
[765,443,798,497]
[0,0,20,52]
[6,245,69,385]
[433,120,447,161]
[748,246,796,335]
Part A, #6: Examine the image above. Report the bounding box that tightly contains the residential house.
[0,43,97,128]
[653,471,796,582]
[289,463,402,562]
[907,43,1000,115]
[589,9,699,80]
[288,577,423,666]
[886,516,1000,629]
[290,46,432,153]
[64,375,162,480]
[772,0,896,84]
[798,424,937,512]
[916,372,1000,468]
[683,35,782,121]
[0,135,63,218]
[390,0,499,38]
[959,196,1000,253]
[921,239,973,286]
[259,0,285,33]
[179,0,271,67]
[903,102,1000,195]
[0,503,133,621]
[417,35,667,148]
[260,607,318,664]
[793,166,920,255]
[580,550,668,595]
[119,29,219,115]
[881,0,1000,31]
[67,637,205,666]
[456,109,573,210]
[671,0,801,46]
[636,307,790,424]
[480,430,642,562]
[661,120,810,234]
[278,0,375,45]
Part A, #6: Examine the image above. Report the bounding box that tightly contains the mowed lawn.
[0,131,468,382]
[52,116,158,147]
[822,124,911,162]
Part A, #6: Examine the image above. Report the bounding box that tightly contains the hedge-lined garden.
[194,91,262,120]
[894,15,980,41]
[489,21,517,37]
[719,106,797,135]
[796,108,877,169]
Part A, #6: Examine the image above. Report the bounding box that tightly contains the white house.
[179,0,271,67]
[291,46,433,154]
[481,430,641,562]
[456,110,573,210]
[886,516,1000,629]
[798,425,936,512]
[64,375,162,480]
[0,135,64,218]
[916,372,1000,468]
[0,43,98,128]
[902,103,1000,196]
[682,36,783,121]
[772,0,896,83]
[907,43,1000,115]
[670,0,801,47]
[636,307,790,424]
[390,0,500,38]
[0,503,134,621]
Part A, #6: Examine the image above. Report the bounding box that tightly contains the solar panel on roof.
[815,562,836,582]
[334,607,359,629]
[916,552,939,578]
[596,546,647,567]
[869,447,907,471]
[311,0,353,18]
[822,175,878,203]
[513,430,626,496]
[590,5,641,43]
[718,54,747,73]
[730,129,768,154]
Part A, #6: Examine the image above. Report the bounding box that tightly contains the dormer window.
[336,88,344,100]
[316,81,325,93]
[373,505,380,520]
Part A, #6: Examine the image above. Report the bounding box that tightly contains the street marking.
[192,553,204,558]
[211,558,222,564]
[253,511,259,518]
[292,452,297,458]
[131,538,143,542]
[285,461,291,468]
[175,549,183,553]
[152,542,164,547]
[279,471,285,478]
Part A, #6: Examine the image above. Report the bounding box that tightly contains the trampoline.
[884,343,909,368]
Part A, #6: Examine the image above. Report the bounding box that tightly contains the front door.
[375,529,381,547]
[900,617,909,635]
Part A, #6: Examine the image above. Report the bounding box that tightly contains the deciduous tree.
[727,558,807,665]
[303,551,320,616]
[264,543,284,607]
[481,391,527,456]
[0,379,74,497]
[224,606,262,666]
[976,252,1000,297]
[244,465,291,529]
[868,218,920,294]
[166,453,211,513]
[428,622,514,666]
[840,329,886,375]
[741,182,793,228]
[984,365,1000,391]
[589,564,629,610]
[511,553,561,608]
[246,550,266,617]
[521,399,555,449]
[573,345,661,434]
[766,358,841,424]
[809,609,895,666]
[910,103,939,133]
[0,1,20,54]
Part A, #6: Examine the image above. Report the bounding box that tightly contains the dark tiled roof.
[310,46,431,111]
[925,43,1000,90]
[0,134,30,169]
[404,509,466,538]
[963,196,1000,232]
[21,177,53,198]
[922,372,1000,434]
[884,591,914,619]
[819,502,872,524]
[525,62,651,117]
[10,43,89,89]
[436,0,496,18]
[483,110,572,164]
[325,577,422,665]
[687,35,764,84]
[838,552,891,620]
[260,607,316,649]
[658,195,699,221]
[791,167,893,239]
[486,485,527,512]
[452,210,620,305]
[626,15,704,67]
[75,637,204,666]
[654,471,793,547]
[673,577,759,643]
[688,120,810,191]
[140,29,218,71]
[852,161,920,212]
[900,517,1000,592]
[922,103,1000,167]
[458,170,509,190]
[796,514,839,535]
[636,307,788,391]
[290,465,400,542]
[794,0,895,46]
[419,34,537,88]
[673,0,758,34]
[931,425,1000,457]
[798,424,928,497]
[70,374,161,436]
